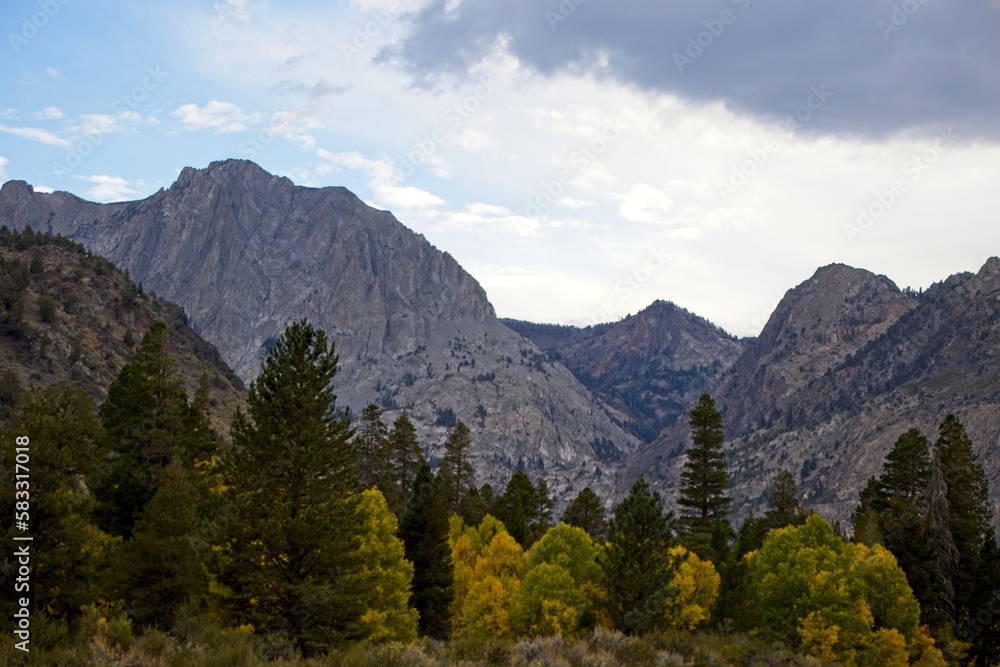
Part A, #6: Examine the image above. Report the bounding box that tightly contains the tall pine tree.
[217,320,363,654]
[399,462,453,639]
[384,414,425,517]
[561,487,607,541]
[438,421,475,513]
[355,403,390,491]
[677,393,731,560]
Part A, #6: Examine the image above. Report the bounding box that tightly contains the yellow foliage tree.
[355,489,418,643]
[667,546,720,631]
[456,530,524,638]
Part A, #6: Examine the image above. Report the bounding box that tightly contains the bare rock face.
[628,260,1000,529]
[506,300,743,442]
[0,161,637,505]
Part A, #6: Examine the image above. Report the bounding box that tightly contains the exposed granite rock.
[0,162,637,506]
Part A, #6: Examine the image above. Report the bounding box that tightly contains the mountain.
[504,300,743,442]
[628,261,1000,527]
[0,227,245,434]
[0,161,637,504]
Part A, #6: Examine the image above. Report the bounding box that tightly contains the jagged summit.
[0,160,637,506]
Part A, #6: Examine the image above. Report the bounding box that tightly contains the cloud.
[33,106,64,120]
[77,175,140,202]
[617,183,674,223]
[79,111,142,135]
[390,0,1000,140]
[0,156,8,181]
[45,66,65,80]
[172,100,260,133]
[215,0,261,21]
[317,148,446,210]
[0,123,71,147]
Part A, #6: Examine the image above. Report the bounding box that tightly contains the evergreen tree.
[399,463,454,639]
[0,384,117,625]
[111,457,208,629]
[384,414,425,517]
[879,427,932,505]
[92,320,214,538]
[355,403,390,490]
[934,414,991,630]
[603,477,678,635]
[438,421,475,513]
[497,470,551,548]
[677,393,732,560]
[561,487,607,541]
[217,320,363,654]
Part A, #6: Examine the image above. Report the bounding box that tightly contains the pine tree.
[561,487,607,541]
[497,470,551,548]
[677,394,731,560]
[934,414,991,630]
[355,403,390,490]
[879,427,932,506]
[399,462,454,639]
[438,421,475,513]
[603,477,679,635]
[384,414,425,517]
[111,457,208,629]
[217,320,363,654]
[92,320,214,538]
[966,530,1000,666]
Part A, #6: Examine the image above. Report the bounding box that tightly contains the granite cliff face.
[0,161,637,504]
[629,261,1000,527]
[505,300,743,442]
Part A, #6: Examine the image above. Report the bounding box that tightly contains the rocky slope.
[628,261,1000,528]
[0,228,245,435]
[0,162,637,504]
[505,301,743,442]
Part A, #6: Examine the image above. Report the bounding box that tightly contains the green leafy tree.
[92,320,215,538]
[400,462,453,639]
[217,320,363,654]
[746,514,941,666]
[677,393,731,560]
[354,488,418,643]
[383,414,425,517]
[511,523,605,637]
[437,421,475,513]
[561,487,607,541]
[603,477,678,635]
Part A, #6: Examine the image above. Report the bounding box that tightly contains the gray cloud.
[388,0,1000,139]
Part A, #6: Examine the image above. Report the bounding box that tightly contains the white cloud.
[0,156,8,181]
[0,124,70,148]
[318,148,445,210]
[172,100,259,133]
[617,183,674,223]
[45,66,65,80]
[77,175,140,202]
[33,106,64,120]
[79,111,142,136]
[34,186,55,194]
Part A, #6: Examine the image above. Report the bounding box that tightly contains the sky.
[2,0,1000,337]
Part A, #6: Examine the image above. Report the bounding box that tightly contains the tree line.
[1,319,998,666]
